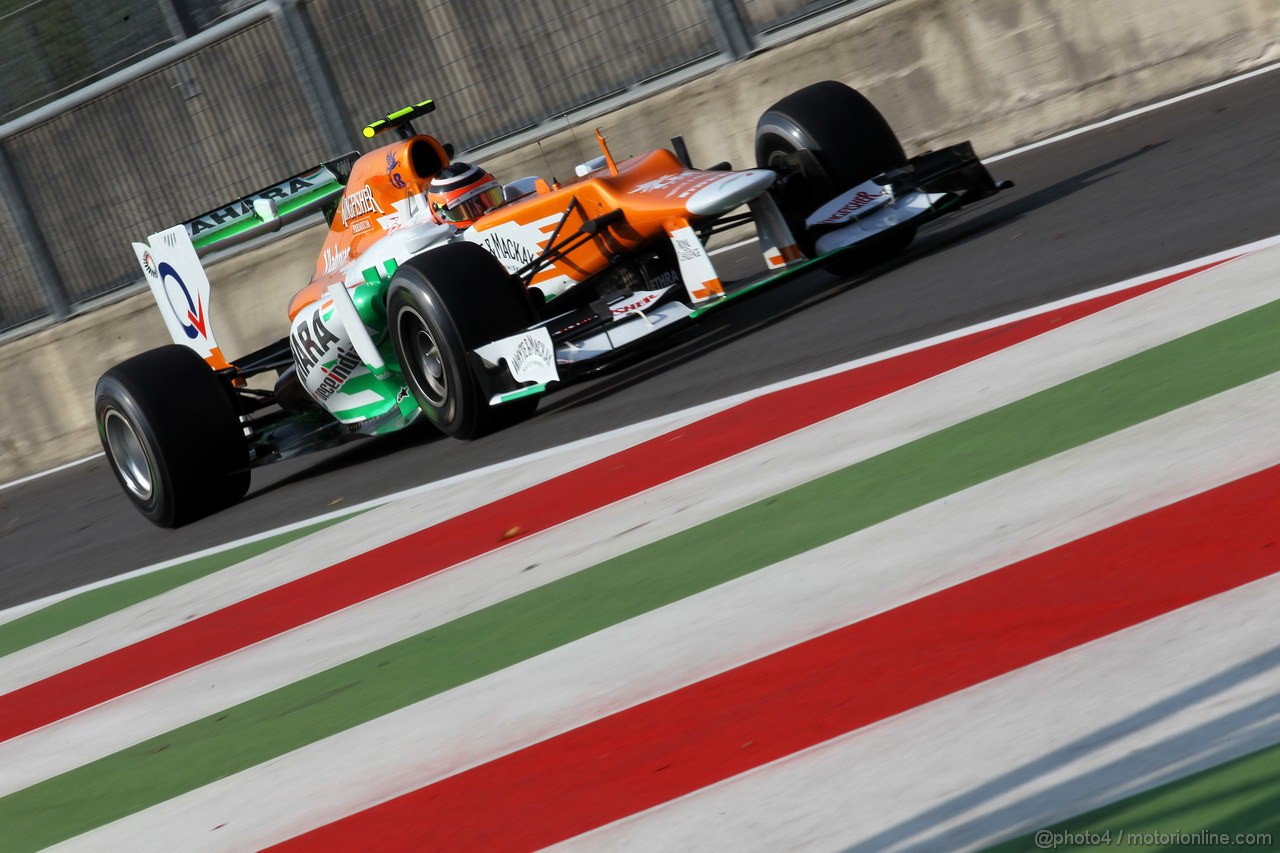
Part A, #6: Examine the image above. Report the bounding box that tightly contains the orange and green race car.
[95,81,1010,526]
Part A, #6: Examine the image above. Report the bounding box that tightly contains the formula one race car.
[95,81,1009,526]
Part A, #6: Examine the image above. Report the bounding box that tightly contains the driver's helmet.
[427,162,505,228]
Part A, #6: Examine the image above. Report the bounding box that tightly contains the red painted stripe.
[0,261,1222,742]
[274,462,1280,853]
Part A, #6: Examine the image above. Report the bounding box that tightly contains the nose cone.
[685,169,776,217]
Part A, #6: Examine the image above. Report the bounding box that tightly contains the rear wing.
[133,153,356,368]
[183,153,357,255]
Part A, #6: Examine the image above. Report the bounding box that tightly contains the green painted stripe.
[4,301,1278,850]
[989,740,1280,851]
[498,383,548,403]
[689,255,824,318]
[0,516,356,661]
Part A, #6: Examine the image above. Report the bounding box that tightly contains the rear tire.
[755,80,914,259]
[387,242,538,439]
[95,345,250,527]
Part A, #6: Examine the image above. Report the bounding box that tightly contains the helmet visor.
[435,184,504,224]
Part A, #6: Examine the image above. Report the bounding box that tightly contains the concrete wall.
[481,0,1279,181]
[2,0,1277,483]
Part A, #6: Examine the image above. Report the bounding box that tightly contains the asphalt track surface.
[2,69,1278,609]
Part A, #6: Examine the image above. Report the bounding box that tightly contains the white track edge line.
[0,452,104,494]
[985,60,1280,163]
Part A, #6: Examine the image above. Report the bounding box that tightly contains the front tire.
[387,242,537,439]
[755,80,914,259]
[95,345,250,527]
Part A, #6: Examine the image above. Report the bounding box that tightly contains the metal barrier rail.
[0,0,175,123]
[0,0,863,334]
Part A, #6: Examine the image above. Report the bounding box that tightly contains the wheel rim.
[761,140,821,253]
[103,408,154,501]
[764,145,794,169]
[397,304,449,408]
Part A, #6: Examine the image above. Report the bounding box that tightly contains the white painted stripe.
[562,577,1280,852]
[3,242,1279,698]
[4,228,1279,630]
[0,408,723,626]
[49,374,1280,851]
[0,408,726,665]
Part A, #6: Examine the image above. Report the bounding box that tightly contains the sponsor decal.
[467,212,571,291]
[188,174,319,236]
[634,171,720,199]
[611,290,665,316]
[510,333,553,377]
[157,262,207,340]
[290,305,341,379]
[634,174,683,194]
[480,233,538,269]
[313,345,363,401]
[386,151,408,189]
[351,219,373,235]
[141,251,159,279]
[322,246,351,275]
[817,189,886,224]
[396,385,410,404]
[647,268,680,289]
[672,232,701,262]
[341,185,385,227]
[553,314,595,336]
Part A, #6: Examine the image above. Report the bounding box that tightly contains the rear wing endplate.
[133,226,230,368]
[133,153,355,368]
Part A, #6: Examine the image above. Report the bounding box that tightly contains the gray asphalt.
[3,68,1278,610]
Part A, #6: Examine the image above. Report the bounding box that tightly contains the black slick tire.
[387,242,538,440]
[95,345,250,527]
[755,80,914,259]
